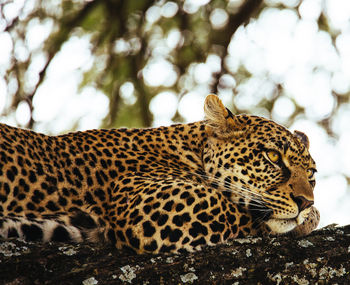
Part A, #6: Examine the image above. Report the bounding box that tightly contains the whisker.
[192,171,269,209]
[195,171,264,202]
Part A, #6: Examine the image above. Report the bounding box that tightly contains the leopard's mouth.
[248,200,311,234]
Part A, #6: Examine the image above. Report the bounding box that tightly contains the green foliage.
[1,0,349,135]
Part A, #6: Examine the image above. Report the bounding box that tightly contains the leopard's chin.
[265,218,298,234]
[265,208,311,234]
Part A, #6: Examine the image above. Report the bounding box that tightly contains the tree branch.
[211,0,263,94]
[1,224,349,284]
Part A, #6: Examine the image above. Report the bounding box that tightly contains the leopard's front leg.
[289,206,320,237]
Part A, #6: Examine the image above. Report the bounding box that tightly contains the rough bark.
[0,224,349,284]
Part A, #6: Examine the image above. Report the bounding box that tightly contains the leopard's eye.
[307,168,316,179]
[267,150,280,163]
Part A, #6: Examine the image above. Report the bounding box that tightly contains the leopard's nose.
[292,195,314,212]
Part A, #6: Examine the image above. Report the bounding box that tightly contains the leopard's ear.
[294,130,310,149]
[204,94,244,139]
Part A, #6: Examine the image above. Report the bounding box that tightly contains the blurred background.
[0,0,349,227]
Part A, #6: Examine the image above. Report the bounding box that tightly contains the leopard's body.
[0,95,319,253]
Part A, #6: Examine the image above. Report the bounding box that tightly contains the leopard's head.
[202,95,317,234]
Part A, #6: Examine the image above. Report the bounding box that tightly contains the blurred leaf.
[80,3,105,32]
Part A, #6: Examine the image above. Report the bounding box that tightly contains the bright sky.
[1,0,350,227]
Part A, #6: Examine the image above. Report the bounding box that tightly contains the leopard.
[0,95,320,254]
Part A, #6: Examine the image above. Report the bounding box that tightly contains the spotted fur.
[0,95,319,253]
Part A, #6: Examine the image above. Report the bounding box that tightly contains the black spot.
[75,158,84,165]
[190,237,206,247]
[46,201,60,212]
[109,170,117,178]
[193,204,201,214]
[21,224,43,241]
[186,154,196,163]
[100,159,107,168]
[198,212,210,222]
[132,216,143,225]
[70,211,97,229]
[131,196,142,207]
[144,240,158,252]
[14,206,23,213]
[239,215,250,226]
[210,197,218,206]
[126,228,140,250]
[84,192,96,205]
[94,189,106,202]
[201,200,209,210]
[8,227,19,238]
[172,188,180,195]
[186,197,195,206]
[4,183,10,194]
[160,225,170,240]
[223,229,231,240]
[226,213,236,224]
[0,194,7,203]
[172,215,184,227]
[163,201,174,211]
[180,237,189,245]
[18,193,26,201]
[51,226,71,242]
[180,191,190,199]
[152,202,160,209]
[210,221,225,232]
[142,221,156,237]
[210,234,220,244]
[117,219,126,228]
[162,193,170,200]
[175,203,185,212]
[107,229,117,244]
[219,214,225,223]
[189,222,208,238]
[29,170,37,183]
[58,196,67,206]
[231,224,238,234]
[143,205,152,214]
[6,169,15,182]
[170,229,183,242]
[159,244,176,253]
[210,207,220,216]
[144,197,154,203]
[115,161,125,172]
[116,230,126,242]
[122,178,131,185]
[182,212,191,222]
[130,209,139,219]
[95,171,104,186]
[87,177,93,186]
[71,167,82,180]
[73,199,84,207]
[157,214,168,226]
[7,201,17,211]
[178,248,189,254]
[26,213,36,219]
[32,190,45,204]
[26,202,35,211]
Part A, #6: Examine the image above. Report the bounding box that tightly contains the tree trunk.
[0,224,349,284]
